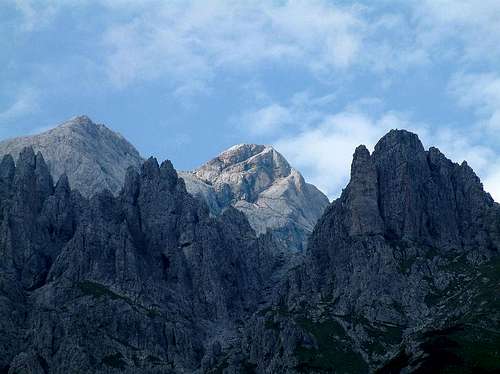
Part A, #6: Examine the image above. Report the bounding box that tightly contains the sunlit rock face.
[0,117,329,252]
[183,144,329,251]
[0,115,143,197]
[1,122,498,373]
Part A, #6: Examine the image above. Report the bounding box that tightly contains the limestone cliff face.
[0,117,328,252]
[0,148,283,373]
[184,144,329,251]
[0,116,143,197]
[1,127,499,373]
[244,130,500,373]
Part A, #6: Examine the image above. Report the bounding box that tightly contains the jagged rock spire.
[345,145,383,236]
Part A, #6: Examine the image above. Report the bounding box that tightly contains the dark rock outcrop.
[0,148,283,373]
[1,129,499,373]
[238,130,500,373]
[0,117,329,253]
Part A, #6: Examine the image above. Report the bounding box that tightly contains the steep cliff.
[185,144,329,251]
[240,130,500,373]
[1,129,498,373]
[0,148,282,373]
[0,118,328,252]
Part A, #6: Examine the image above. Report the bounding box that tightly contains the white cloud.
[101,1,368,89]
[235,91,337,139]
[450,72,500,131]
[274,110,412,198]
[6,0,500,203]
[484,166,500,203]
[240,104,292,136]
[12,0,63,31]
[413,0,500,63]
[241,92,500,201]
[10,0,474,95]
[0,88,39,123]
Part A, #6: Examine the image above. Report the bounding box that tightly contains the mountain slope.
[183,144,330,251]
[0,129,498,373]
[0,115,143,197]
[237,130,500,373]
[0,117,328,252]
[0,148,283,373]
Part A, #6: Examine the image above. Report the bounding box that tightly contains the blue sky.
[1,1,500,200]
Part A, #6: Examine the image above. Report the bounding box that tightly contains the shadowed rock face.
[183,144,330,251]
[0,116,143,197]
[0,129,499,374]
[0,117,328,252]
[0,148,282,373]
[241,129,500,373]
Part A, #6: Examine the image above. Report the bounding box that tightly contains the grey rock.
[0,115,143,197]
[0,117,328,253]
[239,129,500,373]
[1,128,499,374]
[0,147,284,373]
[188,144,330,251]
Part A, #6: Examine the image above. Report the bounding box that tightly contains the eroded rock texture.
[0,116,143,198]
[0,117,329,253]
[0,148,282,373]
[242,130,500,373]
[1,129,499,374]
[183,144,329,252]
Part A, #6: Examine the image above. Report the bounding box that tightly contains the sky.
[1,1,500,200]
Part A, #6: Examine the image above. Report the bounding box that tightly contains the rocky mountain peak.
[60,114,93,127]
[350,144,371,177]
[373,128,425,155]
[345,144,383,236]
[257,129,500,373]
[185,143,329,251]
[0,115,143,197]
[311,128,499,270]
[0,117,329,252]
[194,143,292,193]
[0,126,499,373]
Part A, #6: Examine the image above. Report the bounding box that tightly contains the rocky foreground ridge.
[0,127,498,373]
[0,147,284,373]
[241,130,500,373]
[0,116,329,252]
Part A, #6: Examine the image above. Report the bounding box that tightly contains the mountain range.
[0,116,498,373]
[0,116,329,253]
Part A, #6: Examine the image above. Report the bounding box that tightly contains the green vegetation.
[336,313,404,356]
[77,280,162,319]
[415,324,500,373]
[450,326,500,371]
[241,361,258,374]
[78,281,126,301]
[264,316,280,331]
[374,350,410,373]
[261,304,289,331]
[294,318,368,373]
[102,353,127,370]
[417,256,500,372]
[209,357,229,374]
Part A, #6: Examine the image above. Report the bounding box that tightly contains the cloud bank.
[3,0,500,201]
